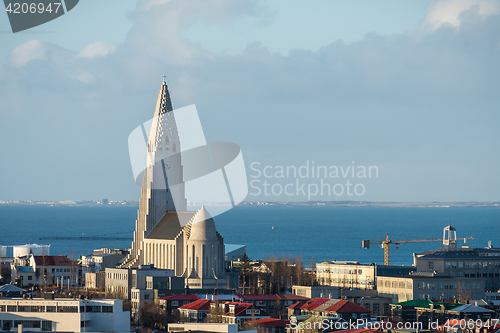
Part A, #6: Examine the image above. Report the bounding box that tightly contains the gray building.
[377,272,485,303]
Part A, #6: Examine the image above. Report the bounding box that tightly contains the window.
[58,306,78,313]
[42,321,52,331]
[14,320,41,329]
[102,306,113,313]
[171,301,178,306]
[46,306,56,313]
[428,262,433,270]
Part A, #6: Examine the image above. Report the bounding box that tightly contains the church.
[120,79,226,289]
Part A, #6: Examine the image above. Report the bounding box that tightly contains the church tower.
[121,79,226,290]
[121,80,187,268]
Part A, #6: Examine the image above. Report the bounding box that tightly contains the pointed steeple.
[156,79,173,115]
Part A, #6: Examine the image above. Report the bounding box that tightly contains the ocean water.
[0,205,499,266]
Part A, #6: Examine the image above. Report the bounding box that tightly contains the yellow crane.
[362,225,474,265]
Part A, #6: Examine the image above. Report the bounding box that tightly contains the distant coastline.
[1,200,499,208]
[238,201,500,207]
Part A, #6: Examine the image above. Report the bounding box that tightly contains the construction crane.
[361,225,474,265]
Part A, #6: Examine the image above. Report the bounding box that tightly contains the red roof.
[34,255,76,266]
[324,300,370,313]
[251,318,290,327]
[179,299,213,311]
[279,294,310,301]
[239,294,281,301]
[287,301,308,309]
[159,294,200,301]
[300,298,331,310]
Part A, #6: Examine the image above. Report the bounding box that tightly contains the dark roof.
[239,294,280,301]
[146,211,196,240]
[417,247,500,259]
[179,299,213,310]
[0,284,26,293]
[324,300,371,313]
[33,256,76,266]
[159,294,200,301]
[279,294,310,301]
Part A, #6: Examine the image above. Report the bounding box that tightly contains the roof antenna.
[162,74,166,83]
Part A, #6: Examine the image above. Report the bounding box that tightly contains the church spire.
[157,77,173,114]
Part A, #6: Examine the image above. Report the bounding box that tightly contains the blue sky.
[0,0,499,202]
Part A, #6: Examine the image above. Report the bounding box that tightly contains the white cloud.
[422,0,500,32]
[9,39,46,68]
[77,41,117,59]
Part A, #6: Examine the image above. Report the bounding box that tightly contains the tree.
[238,252,252,294]
[138,302,165,329]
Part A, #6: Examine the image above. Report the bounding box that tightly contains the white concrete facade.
[0,298,129,332]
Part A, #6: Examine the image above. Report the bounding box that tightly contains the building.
[105,265,179,301]
[377,272,485,303]
[292,285,339,299]
[158,294,200,315]
[0,297,129,332]
[120,81,226,289]
[320,300,371,321]
[358,297,392,319]
[168,322,246,333]
[0,284,25,297]
[81,248,128,286]
[28,255,79,287]
[10,266,35,287]
[178,298,214,322]
[250,318,289,333]
[221,302,270,325]
[130,271,184,318]
[414,244,500,291]
[316,261,414,290]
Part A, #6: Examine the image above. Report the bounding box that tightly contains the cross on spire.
[162,74,166,83]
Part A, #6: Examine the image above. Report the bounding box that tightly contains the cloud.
[77,41,117,59]
[422,0,500,32]
[9,39,47,68]
[1,0,500,201]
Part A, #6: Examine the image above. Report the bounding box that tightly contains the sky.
[0,0,499,202]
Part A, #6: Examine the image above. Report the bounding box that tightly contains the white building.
[0,298,129,332]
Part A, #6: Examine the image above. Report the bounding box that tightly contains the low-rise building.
[29,255,79,287]
[376,272,485,303]
[221,302,270,325]
[158,294,200,316]
[0,297,129,332]
[178,298,213,322]
[10,266,35,287]
[316,261,414,290]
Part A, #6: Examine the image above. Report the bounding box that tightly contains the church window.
[173,142,176,153]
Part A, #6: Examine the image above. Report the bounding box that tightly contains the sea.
[0,205,499,267]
